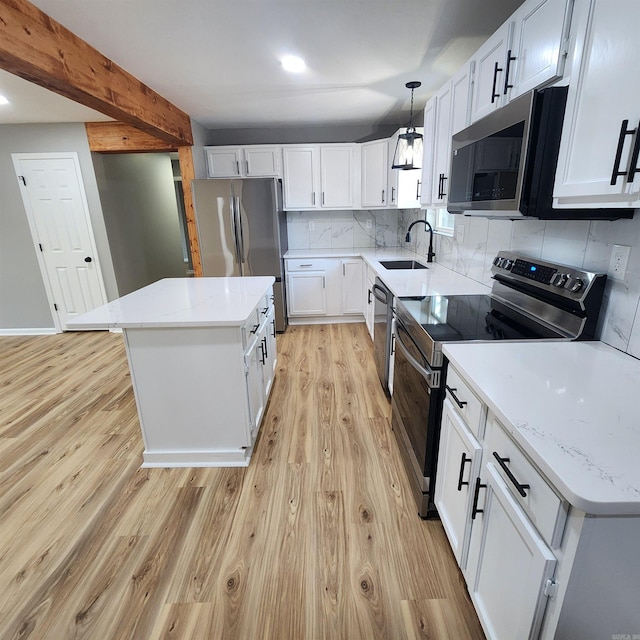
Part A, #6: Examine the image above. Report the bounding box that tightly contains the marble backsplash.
[401,210,640,359]
[285,208,640,358]
[286,209,414,250]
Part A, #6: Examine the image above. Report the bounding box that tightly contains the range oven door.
[391,316,444,517]
[372,279,392,396]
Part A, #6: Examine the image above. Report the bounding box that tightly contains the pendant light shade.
[392,81,423,170]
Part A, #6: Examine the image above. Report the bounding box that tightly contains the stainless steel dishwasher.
[372,277,393,397]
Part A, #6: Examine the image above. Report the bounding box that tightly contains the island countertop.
[443,340,640,516]
[66,276,275,329]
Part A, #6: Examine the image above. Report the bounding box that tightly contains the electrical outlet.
[608,244,631,281]
[308,220,315,232]
[366,218,373,229]
[455,224,465,243]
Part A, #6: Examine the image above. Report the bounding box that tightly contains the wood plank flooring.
[0,324,485,639]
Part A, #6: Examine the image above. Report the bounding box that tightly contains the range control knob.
[551,273,568,287]
[503,259,514,270]
[493,256,502,266]
[566,277,585,293]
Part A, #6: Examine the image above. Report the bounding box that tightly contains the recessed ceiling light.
[281,55,306,73]
[0,94,9,105]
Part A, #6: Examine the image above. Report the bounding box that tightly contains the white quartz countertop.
[443,341,640,516]
[66,277,275,329]
[285,248,491,298]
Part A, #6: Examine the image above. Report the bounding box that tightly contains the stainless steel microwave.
[447,86,630,220]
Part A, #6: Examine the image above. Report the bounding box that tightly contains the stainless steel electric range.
[391,250,607,518]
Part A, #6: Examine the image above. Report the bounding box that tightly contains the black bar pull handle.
[471,477,486,519]
[491,61,503,103]
[492,452,530,497]
[611,119,636,185]
[445,385,467,409]
[368,289,372,305]
[628,120,640,182]
[503,49,516,94]
[457,452,471,491]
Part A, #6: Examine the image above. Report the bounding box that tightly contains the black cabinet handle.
[262,336,268,360]
[503,49,516,94]
[628,120,640,182]
[416,179,421,200]
[259,339,267,365]
[271,320,276,338]
[471,477,486,519]
[250,324,259,335]
[368,289,372,305]
[491,61,503,103]
[457,452,471,491]
[445,385,467,409]
[492,452,530,497]
[611,119,637,185]
[84,256,92,263]
[261,307,269,315]
[440,174,447,198]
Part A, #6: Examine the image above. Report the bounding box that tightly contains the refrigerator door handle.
[230,196,242,268]
[235,196,246,265]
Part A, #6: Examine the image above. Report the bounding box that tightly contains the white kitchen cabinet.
[387,131,422,209]
[470,0,570,124]
[341,258,363,315]
[205,145,281,178]
[282,146,318,209]
[470,21,513,123]
[320,145,357,209]
[450,61,474,135]
[507,0,571,101]
[364,265,376,339]
[435,398,483,568]
[554,0,640,208]
[283,144,358,210]
[361,139,389,208]
[286,270,327,316]
[244,330,266,440]
[419,97,437,208]
[468,464,557,640]
[430,82,453,206]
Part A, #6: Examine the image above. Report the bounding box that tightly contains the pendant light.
[391,81,423,170]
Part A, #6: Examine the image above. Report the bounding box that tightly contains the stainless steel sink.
[379,259,428,270]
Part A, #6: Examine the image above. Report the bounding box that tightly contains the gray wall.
[92,153,187,296]
[0,123,118,331]
[206,123,400,146]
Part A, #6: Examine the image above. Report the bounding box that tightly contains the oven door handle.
[395,327,439,388]
[372,283,389,304]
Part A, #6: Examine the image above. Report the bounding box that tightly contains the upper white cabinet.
[282,144,358,210]
[554,0,640,209]
[387,131,422,209]
[430,82,453,206]
[205,145,281,178]
[470,21,513,123]
[470,0,571,124]
[361,139,389,208]
[419,97,437,208]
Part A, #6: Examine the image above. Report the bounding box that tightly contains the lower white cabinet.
[286,257,364,320]
[286,271,327,316]
[435,398,482,568]
[364,265,376,339]
[467,464,557,640]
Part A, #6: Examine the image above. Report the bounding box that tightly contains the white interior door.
[12,152,107,331]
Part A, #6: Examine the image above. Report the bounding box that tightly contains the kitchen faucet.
[405,219,435,263]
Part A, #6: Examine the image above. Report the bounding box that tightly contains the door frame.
[12,151,108,332]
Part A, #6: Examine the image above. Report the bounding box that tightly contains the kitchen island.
[440,340,640,640]
[67,277,276,467]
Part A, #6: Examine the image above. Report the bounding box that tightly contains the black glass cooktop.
[398,294,563,343]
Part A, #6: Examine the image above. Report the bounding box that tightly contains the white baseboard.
[0,327,58,336]
[141,448,252,468]
[288,315,365,325]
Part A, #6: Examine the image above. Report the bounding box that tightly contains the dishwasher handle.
[371,283,390,305]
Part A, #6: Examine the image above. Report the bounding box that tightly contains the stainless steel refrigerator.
[191,178,288,332]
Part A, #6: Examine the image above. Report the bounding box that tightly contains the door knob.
[84,256,92,263]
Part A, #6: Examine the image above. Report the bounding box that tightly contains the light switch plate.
[308,220,315,231]
[366,218,373,229]
[455,224,465,243]
[608,244,631,281]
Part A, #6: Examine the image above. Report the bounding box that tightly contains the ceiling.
[1,0,524,130]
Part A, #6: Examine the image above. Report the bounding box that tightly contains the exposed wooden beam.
[85,122,178,153]
[0,0,193,146]
[177,147,203,277]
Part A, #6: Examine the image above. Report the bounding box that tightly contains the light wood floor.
[0,323,484,639]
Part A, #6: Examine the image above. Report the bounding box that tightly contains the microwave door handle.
[395,327,438,387]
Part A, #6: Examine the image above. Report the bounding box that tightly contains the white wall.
[402,210,640,359]
[0,123,118,332]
